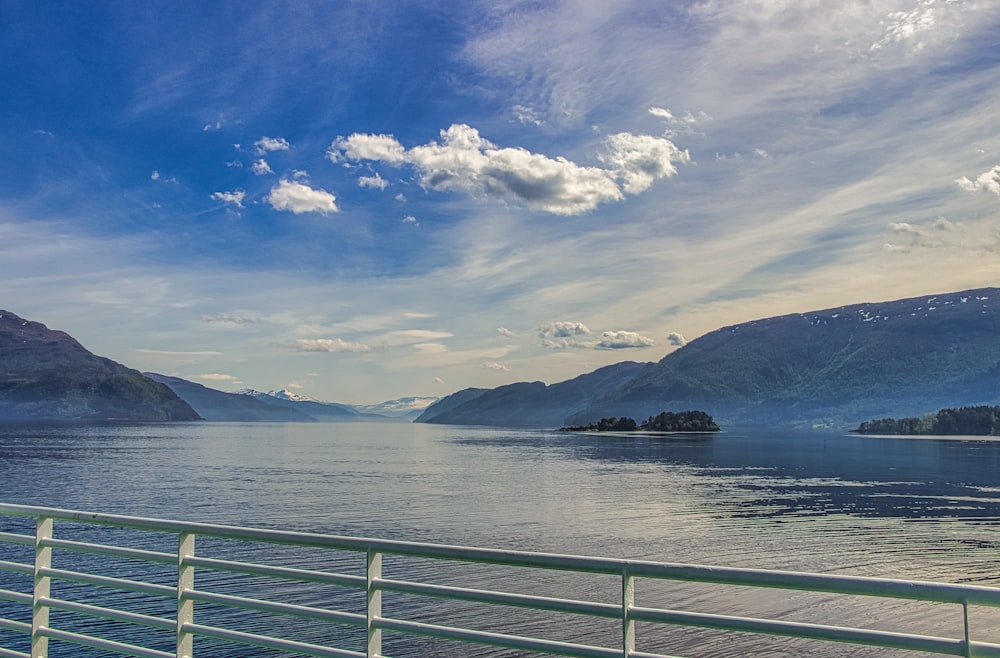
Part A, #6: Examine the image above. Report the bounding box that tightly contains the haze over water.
[2,422,1000,655]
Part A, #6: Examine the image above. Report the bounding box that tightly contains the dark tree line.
[853,405,1000,435]
[560,410,720,433]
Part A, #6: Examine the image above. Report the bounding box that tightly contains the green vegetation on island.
[560,410,720,433]
[853,405,1000,436]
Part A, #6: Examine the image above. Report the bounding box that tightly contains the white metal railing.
[1,503,1000,657]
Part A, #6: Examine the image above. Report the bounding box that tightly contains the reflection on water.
[2,422,1000,656]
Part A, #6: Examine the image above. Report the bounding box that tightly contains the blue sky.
[3,1,1000,404]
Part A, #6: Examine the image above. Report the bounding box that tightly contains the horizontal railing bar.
[184,589,366,628]
[968,642,1000,658]
[0,589,31,606]
[39,567,176,598]
[376,577,621,619]
[184,554,366,589]
[40,537,175,565]
[0,560,32,576]
[5,503,999,608]
[38,626,173,658]
[0,617,30,634]
[182,622,364,658]
[631,606,965,655]
[39,596,175,632]
[0,647,30,658]
[375,617,634,658]
[0,531,32,546]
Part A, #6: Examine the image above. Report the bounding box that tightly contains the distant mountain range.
[0,309,434,422]
[418,288,1000,430]
[0,311,199,421]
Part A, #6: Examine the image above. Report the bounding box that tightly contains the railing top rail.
[3,502,1000,607]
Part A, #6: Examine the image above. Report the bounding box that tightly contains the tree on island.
[560,410,719,433]
[853,405,1000,435]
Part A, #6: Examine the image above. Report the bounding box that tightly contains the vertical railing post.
[176,532,195,658]
[622,568,635,657]
[31,516,52,658]
[366,548,382,658]
[962,599,972,658]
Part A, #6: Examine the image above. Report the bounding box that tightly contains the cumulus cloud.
[483,362,511,371]
[402,215,418,226]
[252,159,274,176]
[330,133,406,163]
[267,179,339,214]
[597,330,655,349]
[539,321,591,349]
[255,136,290,155]
[667,332,687,347]
[358,173,389,190]
[329,123,687,215]
[497,326,515,337]
[956,166,1000,195]
[210,190,246,208]
[286,338,370,353]
[599,132,690,194]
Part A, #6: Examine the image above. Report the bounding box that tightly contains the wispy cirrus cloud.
[284,338,371,353]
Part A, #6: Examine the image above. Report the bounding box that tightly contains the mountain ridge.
[0,311,200,421]
[418,288,1000,429]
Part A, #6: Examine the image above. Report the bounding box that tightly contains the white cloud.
[434,377,445,384]
[386,329,453,342]
[330,123,687,215]
[648,107,710,138]
[286,338,370,353]
[358,173,389,190]
[599,132,690,194]
[267,179,339,215]
[402,215,418,226]
[255,136,290,155]
[597,330,655,349]
[151,170,177,183]
[667,332,687,347]
[539,321,591,349]
[483,362,511,371]
[195,373,240,382]
[414,342,448,354]
[956,166,1000,195]
[330,133,406,163]
[513,105,544,126]
[210,190,246,208]
[497,326,515,337]
[252,159,273,176]
[292,169,309,180]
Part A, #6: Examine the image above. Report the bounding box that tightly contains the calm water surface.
[2,422,1000,656]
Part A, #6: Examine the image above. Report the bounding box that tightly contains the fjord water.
[2,421,1000,656]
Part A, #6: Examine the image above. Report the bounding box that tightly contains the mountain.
[146,375,314,422]
[419,288,1000,430]
[351,396,440,421]
[235,389,361,420]
[416,362,647,427]
[0,311,200,421]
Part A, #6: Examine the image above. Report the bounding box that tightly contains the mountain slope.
[419,288,1000,430]
[146,374,314,422]
[0,311,200,421]
[572,288,1000,427]
[416,362,647,427]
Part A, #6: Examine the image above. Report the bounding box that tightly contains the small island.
[853,405,1000,436]
[560,410,720,433]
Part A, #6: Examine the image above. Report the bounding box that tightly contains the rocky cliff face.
[0,311,200,421]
